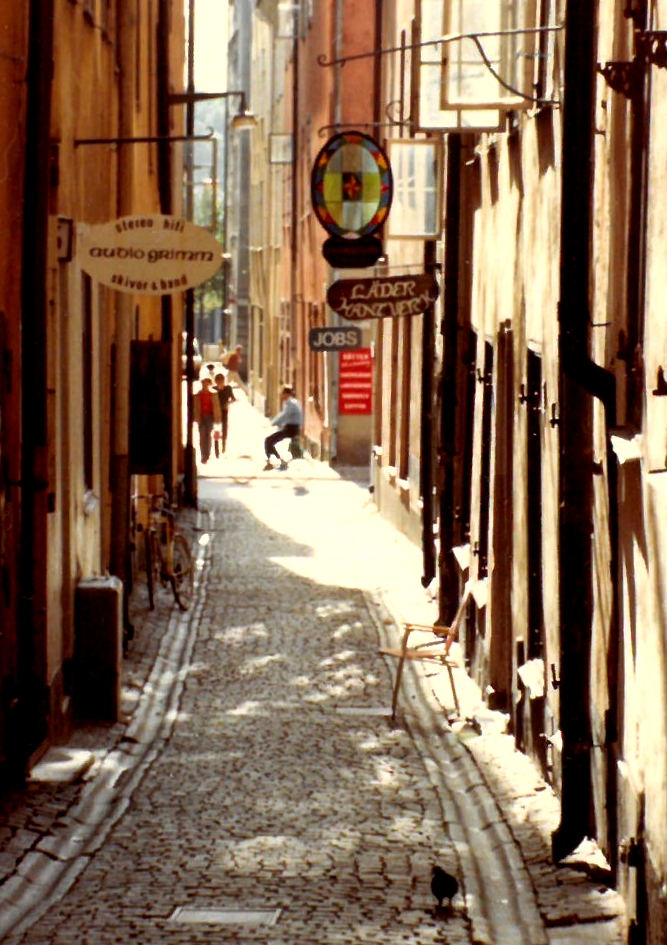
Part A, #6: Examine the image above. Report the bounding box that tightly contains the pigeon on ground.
[431,865,458,907]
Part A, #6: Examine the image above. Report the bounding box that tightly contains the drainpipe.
[109,0,135,587]
[290,5,299,391]
[552,0,617,862]
[156,0,173,498]
[438,135,462,622]
[421,240,437,587]
[182,0,197,507]
[15,0,55,778]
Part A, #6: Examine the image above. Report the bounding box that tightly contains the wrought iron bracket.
[317,27,562,106]
[652,366,667,396]
[637,30,667,68]
[598,31,667,99]
[597,60,643,99]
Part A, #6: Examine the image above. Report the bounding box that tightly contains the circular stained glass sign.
[311,132,393,239]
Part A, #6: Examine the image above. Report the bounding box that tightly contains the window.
[413,0,548,132]
[386,140,442,239]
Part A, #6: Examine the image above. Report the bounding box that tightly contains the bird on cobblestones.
[431,865,458,908]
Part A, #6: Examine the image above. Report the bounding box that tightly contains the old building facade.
[240,1,667,940]
[0,1,186,783]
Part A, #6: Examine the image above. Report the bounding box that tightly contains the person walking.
[194,377,221,464]
[264,385,303,471]
[213,372,236,457]
[223,344,249,395]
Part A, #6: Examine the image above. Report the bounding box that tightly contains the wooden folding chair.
[379,587,470,721]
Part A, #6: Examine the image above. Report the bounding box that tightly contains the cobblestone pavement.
[0,398,627,944]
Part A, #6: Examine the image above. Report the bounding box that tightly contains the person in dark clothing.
[264,386,303,471]
[213,372,236,456]
[194,377,221,464]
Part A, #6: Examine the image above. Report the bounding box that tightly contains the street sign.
[327,273,440,321]
[308,326,362,351]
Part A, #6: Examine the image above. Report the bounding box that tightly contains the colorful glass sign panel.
[311,132,393,239]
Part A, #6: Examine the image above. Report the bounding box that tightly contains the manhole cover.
[335,706,393,716]
[168,907,282,926]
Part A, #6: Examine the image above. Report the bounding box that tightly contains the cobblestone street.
[0,400,627,944]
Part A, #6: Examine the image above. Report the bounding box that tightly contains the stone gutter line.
[0,509,213,943]
[366,589,548,945]
[367,586,627,943]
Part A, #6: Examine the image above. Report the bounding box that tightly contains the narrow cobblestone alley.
[0,400,627,945]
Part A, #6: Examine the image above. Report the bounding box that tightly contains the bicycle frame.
[131,492,194,612]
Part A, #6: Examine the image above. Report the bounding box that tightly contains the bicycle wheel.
[144,530,155,610]
[170,532,194,611]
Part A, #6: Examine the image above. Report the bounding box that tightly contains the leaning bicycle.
[133,493,194,611]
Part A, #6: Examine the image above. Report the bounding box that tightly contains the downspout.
[552,0,618,861]
[15,0,55,778]
[182,0,197,507]
[290,6,299,390]
[156,0,173,498]
[328,0,343,459]
[373,0,382,127]
[421,240,437,586]
[438,135,462,621]
[109,1,136,588]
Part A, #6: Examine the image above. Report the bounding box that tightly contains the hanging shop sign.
[311,131,392,269]
[78,215,222,295]
[308,326,362,351]
[327,273,440,321]
[321,235,383,269]
[339,348,373,415]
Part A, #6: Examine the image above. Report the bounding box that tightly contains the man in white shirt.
[263,386,303,471]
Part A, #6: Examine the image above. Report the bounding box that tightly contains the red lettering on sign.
[339,348,373,415]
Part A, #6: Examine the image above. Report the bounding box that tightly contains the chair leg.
[446,662,460,716]
[391,626,413,720]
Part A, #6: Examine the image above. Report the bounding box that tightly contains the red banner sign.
[339,348,373,415]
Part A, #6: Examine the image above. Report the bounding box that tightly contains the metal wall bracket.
[597,60,642,99]
[636,30,667,68]
[652,366,667,396]
[598,30,667,98]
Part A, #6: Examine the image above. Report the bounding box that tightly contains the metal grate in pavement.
[334,706,393,716]
[168,907,282,926]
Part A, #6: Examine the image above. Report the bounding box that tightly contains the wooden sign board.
[327,274,439,321]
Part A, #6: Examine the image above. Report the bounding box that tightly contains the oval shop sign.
[311,132,393,239]
[78,214,222,296]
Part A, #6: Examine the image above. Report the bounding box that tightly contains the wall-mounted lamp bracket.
[74,131,215,147]
[167,90,258,130]
[167,89,248,107]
